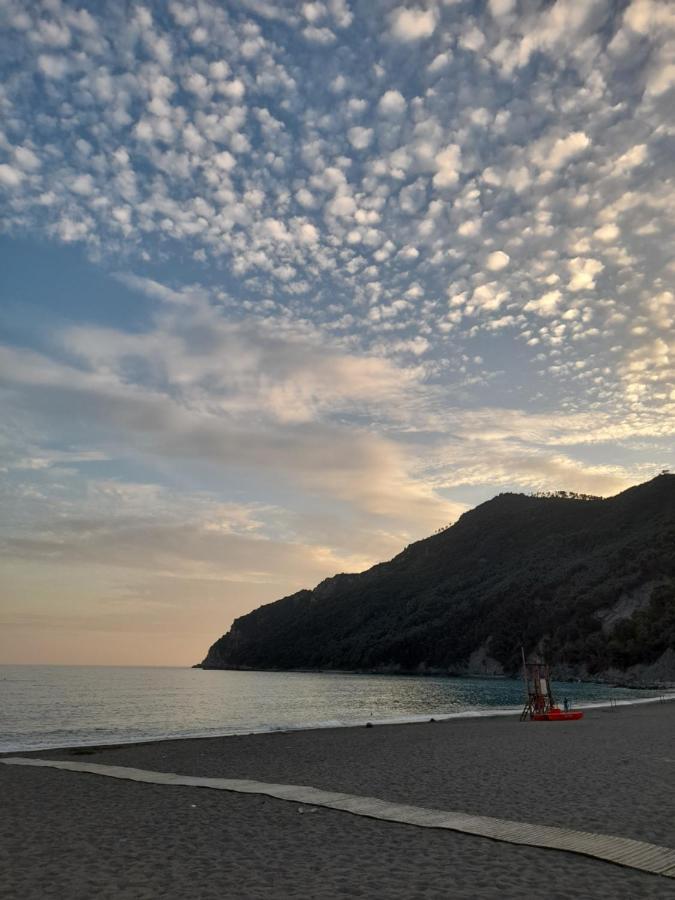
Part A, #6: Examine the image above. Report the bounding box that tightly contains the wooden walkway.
[3,756,675,881]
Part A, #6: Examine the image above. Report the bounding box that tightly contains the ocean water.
[0,665,667,753]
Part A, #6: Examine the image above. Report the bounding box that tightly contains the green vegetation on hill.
[200,475,675,680]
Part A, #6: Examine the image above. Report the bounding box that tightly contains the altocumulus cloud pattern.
[0,0,674,662]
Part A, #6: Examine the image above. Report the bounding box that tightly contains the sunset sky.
[1,0,673,666]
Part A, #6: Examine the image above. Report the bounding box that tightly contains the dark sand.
[2,702,674,899]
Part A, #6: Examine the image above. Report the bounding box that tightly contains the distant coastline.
[194,662,675,692]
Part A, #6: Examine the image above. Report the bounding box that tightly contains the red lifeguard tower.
[520,653,583,721]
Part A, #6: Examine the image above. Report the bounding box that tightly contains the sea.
[0,665,668,754]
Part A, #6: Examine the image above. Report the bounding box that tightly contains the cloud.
[0,164,24,187]
[1,0,674,660]
[537,132,591,171]
[594,223,619,242]
[428,51,451,74]
[347,126,373,149]
[0,0,670,408]
[486,250,510,271]
[2,515,363,584]
[433,144,461,188]
[389,7,437,41]
[488,0,516,16]
[436,445,638,498]
[568,257,604,292]
[623,0,675,35]
[378,89,406,116]
[14,147,41,171]
[645,61,675,97]
[459,26,486,53]
[524,290,562,317]
[303,25,337,45]
[472,282,510,312]
[0,274,455,534]
[0,470,407,664]
[37,54,70,78]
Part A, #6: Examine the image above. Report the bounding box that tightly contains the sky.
[0,0,674,666]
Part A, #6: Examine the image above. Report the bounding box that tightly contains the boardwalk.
[3,756,675,881]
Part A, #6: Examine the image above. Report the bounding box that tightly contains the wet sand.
[2,701,674,899]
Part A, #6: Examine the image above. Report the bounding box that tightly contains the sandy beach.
[2,701,674,899]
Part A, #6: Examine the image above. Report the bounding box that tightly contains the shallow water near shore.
[0,665,667,753]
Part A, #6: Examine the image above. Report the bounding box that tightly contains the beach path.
[3,755,674,881]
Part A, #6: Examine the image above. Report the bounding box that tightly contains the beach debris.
[297,806,319,814]
[365,722,373,728]
[429,717,436,723]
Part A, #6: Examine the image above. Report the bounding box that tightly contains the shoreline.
[4,701,674,899]
[3,690,673,758]
[196,663,675,691]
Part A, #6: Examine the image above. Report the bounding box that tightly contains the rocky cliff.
[199,475,675,683]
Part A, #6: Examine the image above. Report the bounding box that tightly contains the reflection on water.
[0,665,664,752]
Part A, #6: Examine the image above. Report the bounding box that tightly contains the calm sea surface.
[0,665,665,753]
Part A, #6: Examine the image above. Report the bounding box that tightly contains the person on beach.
[563,697,569,711]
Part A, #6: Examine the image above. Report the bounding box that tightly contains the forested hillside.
[199,475,675,681]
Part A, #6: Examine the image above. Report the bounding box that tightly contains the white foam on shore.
[2,692,672,755]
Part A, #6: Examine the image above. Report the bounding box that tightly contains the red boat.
[532,708,584,721]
